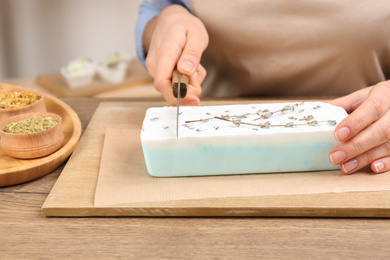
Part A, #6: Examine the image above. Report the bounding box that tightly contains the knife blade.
[172,69,188,138]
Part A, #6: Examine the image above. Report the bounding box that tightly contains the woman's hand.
[143,5,209,106]
[328,80,390,174]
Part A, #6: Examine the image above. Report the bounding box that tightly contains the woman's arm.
[137,2,208,106]
[135,0,190,67]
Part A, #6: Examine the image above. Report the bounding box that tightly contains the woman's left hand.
[328,80,390,174]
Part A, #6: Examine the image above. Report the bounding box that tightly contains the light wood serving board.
[42,100,390,217]
[0,84,82,187]
[36,58,153,98]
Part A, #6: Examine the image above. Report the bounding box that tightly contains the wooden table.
[1,76,161,98]
[1,97,390,259]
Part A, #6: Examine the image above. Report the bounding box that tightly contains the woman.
[136,0,390,175]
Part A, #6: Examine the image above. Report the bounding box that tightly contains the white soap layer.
[141,102,348,177]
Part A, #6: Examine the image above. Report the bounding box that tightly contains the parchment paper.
[94,128,390,206]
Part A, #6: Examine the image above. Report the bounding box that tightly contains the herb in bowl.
[5,115,59,134]
[0,91,42,109]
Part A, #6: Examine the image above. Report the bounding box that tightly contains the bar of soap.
[141,102,348,177]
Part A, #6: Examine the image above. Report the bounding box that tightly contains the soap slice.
[141,102,348,177]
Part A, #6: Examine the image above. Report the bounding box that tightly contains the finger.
[330,109,390,165]
[191,63,207,87]
[169,63,207,106]
[339,140,390,174]
[157,62,206,106]
[178,22,209,76]
[371,156,390,174]
[162,90,200,106]
[187,63,206,98]
[334,82,390,142]
[328,87,371,113]
[181,92,200,106]
[159,79,201,106]
[156,77,176,105]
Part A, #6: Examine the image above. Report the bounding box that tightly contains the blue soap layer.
[142,141,339,177]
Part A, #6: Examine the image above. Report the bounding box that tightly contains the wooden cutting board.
[36,58,153,98]
[42,100,390,217]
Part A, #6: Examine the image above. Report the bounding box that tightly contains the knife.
[172,69,188,138]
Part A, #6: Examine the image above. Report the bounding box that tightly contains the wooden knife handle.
[172,69,188,98]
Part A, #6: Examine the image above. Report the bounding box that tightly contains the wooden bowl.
[0,88,46,122]
[0,112,64,159]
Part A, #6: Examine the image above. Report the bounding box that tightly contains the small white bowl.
[97,62,128,84]
[61,65,95,88]
[68,57,97,70]
[61,57,97,88]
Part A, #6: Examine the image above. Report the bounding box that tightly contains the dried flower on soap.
[307,120,319,126]
[4,115,59,134]
[285,122,294,128]
[183,102,338,131]
[0,91,41,109]
[299,115,314,121]
[232,119,241,127]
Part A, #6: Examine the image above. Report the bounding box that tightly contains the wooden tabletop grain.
[1,97,390,259]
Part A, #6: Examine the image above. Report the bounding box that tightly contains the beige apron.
[190,0,390,97]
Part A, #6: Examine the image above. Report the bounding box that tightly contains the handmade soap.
[140,102,348,177]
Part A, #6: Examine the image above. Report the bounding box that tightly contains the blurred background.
[0,0,142,78]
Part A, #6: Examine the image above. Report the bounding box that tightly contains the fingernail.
[330,151,347,165]
[335,127,350,141]
[341,159,358,173]
[330,151,346,165]
[374,161,385,173]
[187,100,199,106]
[179,60,195,74]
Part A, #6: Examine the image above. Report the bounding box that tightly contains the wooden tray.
[42,101,390,217]
[0,83,82,187]
[36,58,153,98]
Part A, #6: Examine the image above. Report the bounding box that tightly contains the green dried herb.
[5,115,59,134]
[107,62,119,69]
